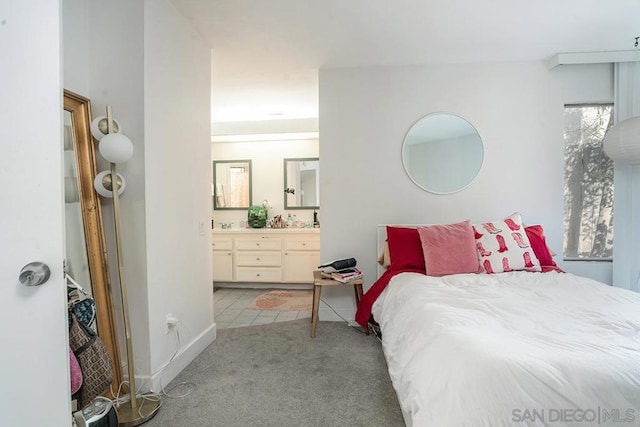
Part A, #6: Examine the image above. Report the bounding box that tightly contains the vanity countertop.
[212,227,320,234]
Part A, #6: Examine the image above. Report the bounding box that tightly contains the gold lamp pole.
[94,107,160,426]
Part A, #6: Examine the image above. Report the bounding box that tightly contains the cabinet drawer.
[236,238,281,251]
[211,238,233,250]
[235,267,282,283]
[284,238,320,251]
[236,252,282,267]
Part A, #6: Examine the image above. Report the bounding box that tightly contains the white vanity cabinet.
[211,236,233,282]
[283,237,320,283]
[212,229,320,285]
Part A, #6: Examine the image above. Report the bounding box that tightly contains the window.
[563,104,614,260]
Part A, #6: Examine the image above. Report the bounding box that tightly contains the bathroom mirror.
[402,113,483,194]
[284,158,320,209]
[64,90,123,388]
[213,160,252,210]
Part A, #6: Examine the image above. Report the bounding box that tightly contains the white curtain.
[611,61,640,290]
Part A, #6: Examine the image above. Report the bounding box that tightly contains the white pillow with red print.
[473,213,541,274]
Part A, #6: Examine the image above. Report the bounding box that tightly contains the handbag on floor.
[67,273,97,330]
[69,347,83,394]
[69,311,113,408]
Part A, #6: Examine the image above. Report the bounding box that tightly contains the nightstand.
[311,270,366,338]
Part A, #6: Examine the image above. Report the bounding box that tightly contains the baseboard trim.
[148,323,217,393]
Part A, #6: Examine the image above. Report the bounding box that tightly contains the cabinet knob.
[256,273,261,277]
[302,243,306,246]
[256,258,260,261]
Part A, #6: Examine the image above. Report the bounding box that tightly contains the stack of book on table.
[318,258,362,282]
[329,268,363,283]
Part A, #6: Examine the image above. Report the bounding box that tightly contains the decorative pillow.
[417,220,480,277]
[376,242,391,268]
[473,213,541,273]
[386,226,426,272]
[524,224,558,268]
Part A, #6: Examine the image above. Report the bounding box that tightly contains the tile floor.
[213,287,313,330]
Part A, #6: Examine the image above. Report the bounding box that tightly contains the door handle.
[19,262,51,287]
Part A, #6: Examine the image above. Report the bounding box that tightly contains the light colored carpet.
[145,319,404,427]
[246,289,313,311]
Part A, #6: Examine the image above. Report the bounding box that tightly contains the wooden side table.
[311,270,367,338]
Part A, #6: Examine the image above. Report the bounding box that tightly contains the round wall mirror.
[402,113,483,194]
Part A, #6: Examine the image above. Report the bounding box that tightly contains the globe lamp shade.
[99,133,133,164]
[90,115,121,141]
[603,117,640,165]
[93,170,126,198]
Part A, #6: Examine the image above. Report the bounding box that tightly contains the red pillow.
[386,226,426,272]
[418,220,479,277]
[524,225,557,267]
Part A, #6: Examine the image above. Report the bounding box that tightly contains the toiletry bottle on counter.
[287,213,293,227]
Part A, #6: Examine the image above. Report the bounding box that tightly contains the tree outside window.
[563,104,614,260]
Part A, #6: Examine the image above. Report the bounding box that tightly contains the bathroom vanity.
[212,228,320,286]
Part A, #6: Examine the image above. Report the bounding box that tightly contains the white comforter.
[372,271,640,427]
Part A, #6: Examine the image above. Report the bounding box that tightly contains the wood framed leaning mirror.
[64,90,123,390]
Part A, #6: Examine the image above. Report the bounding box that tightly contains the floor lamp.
[92,108,160,426]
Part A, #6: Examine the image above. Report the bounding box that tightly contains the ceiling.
[171,0,640,123]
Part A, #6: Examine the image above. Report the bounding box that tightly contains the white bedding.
[372,271,640,427]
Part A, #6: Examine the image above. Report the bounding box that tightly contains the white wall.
[211,139,319,226]
[63,0,89,95]
[319,61,614,318]
[611,62,640,292]
[144,0,215,390]
[87,0,151,376]
[63,0,214,391]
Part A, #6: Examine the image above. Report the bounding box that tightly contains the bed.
[355,215,640,427]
